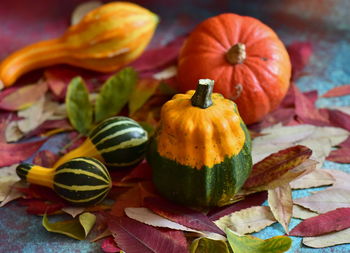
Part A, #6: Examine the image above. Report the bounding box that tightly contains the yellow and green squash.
[16,157,112,206]
[147,79,252,207]
[54,116,148,169]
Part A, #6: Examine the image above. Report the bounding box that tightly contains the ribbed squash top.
[157,90,245,169]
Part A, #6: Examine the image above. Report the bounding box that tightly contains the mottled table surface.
[1,0,350,252]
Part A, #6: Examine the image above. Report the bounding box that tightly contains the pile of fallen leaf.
[2,8,350,253]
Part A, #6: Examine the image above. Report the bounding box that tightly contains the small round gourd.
[16,157,112,206]
[147,79,252,207]
[54,116,148,169]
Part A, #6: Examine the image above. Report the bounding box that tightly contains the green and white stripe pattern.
[89,116,148,168]
[54,157,112,206]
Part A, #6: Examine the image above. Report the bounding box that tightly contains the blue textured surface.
[1,0,350,252]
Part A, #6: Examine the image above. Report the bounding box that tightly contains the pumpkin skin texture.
[177,13,291,125]
[147,79,252,207]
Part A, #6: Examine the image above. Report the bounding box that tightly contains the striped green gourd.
[54,116,148,169]
[16,157,112,206]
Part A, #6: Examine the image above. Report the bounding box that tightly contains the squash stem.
[16,164,55,189]
[53,138,103,168]
[191,79,214,109]
[226,43,246,64]
[0,38,68,87]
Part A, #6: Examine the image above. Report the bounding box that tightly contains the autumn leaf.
[128,78,160,115]
[322,85,350,98]
[95,67,137,123]
[325,169,350,189]
[101,236,121,253]
[287,41,313,80]
[252,123,348,166]
[110,182,157,217]
[302,228,350,248]
[226,228,292,253]
[292,205,318,220]
[125,207,198,232]
[290,169,334,189]
[42,212,96,240]
[144,197,224,235]
[190,237,230,253]
[120,161,152,182]
[214,206,276,235]
[0,164,20,201]
[109,216,188,253]
[242,159,318,195]
[268,184,293,233]
[0,138,46,167]
[0,181,25,207]
[207,191,267,221]
[294,188,350,213]
[66,76,93,134]
[290,208,350,237]
[130,36,186,72]
[327,109,350,131]
[327,147,350,163]
[244,145,312,189]
[0,81,48,111]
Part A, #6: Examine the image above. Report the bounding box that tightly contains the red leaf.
[0,81,48,111]
[18,199,65,215]
[0,138,46,167]
[144,197,224,235]
[327,147,350,164]
[243,145,312,189]
[130,36,186,73]
[327,109,350,131]
[110,182,158,217]
[207,191,268,221]
[109,216,188,253]
[322,85,350,98]
[33,150,59,167]
[290,208,350,236]
[287,41,313,80]
[121,161,152,182]
[101,236,121,253]
[18,184,63,202]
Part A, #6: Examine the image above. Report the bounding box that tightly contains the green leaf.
[190,237,230,253]
[128,78,160,115]
[95,67,138,122]
[42,212,96,240]
[226,228,291,253]
[66,77,93,135]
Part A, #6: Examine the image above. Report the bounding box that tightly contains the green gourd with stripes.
[16,157,112,206]
[54,116,148,169]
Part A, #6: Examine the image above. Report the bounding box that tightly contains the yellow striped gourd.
[54,116,148,169]
[0,2,159,88]
[16,157,112,206]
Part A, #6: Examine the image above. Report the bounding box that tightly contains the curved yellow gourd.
[157,86,245,169]
[0,2,159,87]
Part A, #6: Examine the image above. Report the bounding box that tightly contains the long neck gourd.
[54,116,148,169]
[16,157,112,206]
[0,2,158,88]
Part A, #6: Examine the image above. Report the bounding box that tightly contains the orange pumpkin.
[177,13,291,124]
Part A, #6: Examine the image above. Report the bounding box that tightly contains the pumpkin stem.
[16,163,55,189]
[226,43,246,64]
[191,79,214,109]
